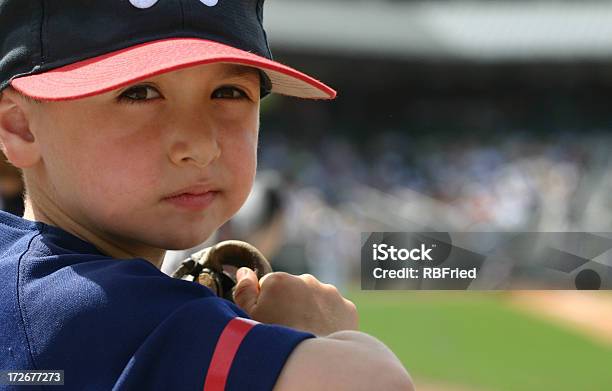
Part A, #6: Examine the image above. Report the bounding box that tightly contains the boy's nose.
[168,118,221,168]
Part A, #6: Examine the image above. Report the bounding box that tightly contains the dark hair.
[17,90,42,104]
[0,87,42,104]
[259,70,272,98]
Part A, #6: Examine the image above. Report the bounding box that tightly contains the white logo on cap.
[129,0,218,9]
[129,0,158,8]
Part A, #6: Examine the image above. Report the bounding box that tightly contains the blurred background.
[3,1,612,390]
[253,1,612,389]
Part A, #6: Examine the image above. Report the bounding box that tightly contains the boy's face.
[22,63,261,255]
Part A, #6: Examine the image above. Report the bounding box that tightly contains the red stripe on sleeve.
[203,317,259,391]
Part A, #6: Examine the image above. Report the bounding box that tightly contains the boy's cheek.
[227,151,256,190]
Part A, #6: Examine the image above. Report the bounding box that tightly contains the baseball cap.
[0,0,336,101]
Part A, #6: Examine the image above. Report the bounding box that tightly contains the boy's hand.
[233,268,359,336]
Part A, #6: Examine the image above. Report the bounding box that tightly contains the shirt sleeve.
[224,320,315,391]
[111,297,315,391]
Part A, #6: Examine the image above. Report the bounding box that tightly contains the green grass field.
[347,290,612,391]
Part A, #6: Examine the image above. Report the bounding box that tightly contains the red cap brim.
[10,38,336,101]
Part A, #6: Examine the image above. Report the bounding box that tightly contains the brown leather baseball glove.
[171,240,273,302]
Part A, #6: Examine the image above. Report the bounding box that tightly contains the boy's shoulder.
[0,211,314,390]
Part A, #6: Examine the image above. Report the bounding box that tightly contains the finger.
[233,267,260,313]
[258,271,275,287]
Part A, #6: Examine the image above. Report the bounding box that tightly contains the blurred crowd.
[253,129,612,287]
[259,129,612,231]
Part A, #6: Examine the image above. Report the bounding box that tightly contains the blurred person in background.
[0,153,24,216]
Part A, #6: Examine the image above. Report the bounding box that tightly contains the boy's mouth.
[163,185,219,211]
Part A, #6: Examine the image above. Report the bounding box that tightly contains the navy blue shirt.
[0,210,314,390]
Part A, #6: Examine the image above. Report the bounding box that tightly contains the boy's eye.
[118,85,162,102]
[212,86,248,100]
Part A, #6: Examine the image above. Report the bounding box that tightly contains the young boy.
[0,0,413,390]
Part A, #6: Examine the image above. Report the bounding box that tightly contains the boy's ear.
[0,89,40,168]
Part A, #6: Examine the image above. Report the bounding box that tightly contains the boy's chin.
[156,233,213,251]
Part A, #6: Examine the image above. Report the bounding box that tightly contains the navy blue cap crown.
[0,0,271,91]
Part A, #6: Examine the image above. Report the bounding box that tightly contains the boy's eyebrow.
[218,64,261,80]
